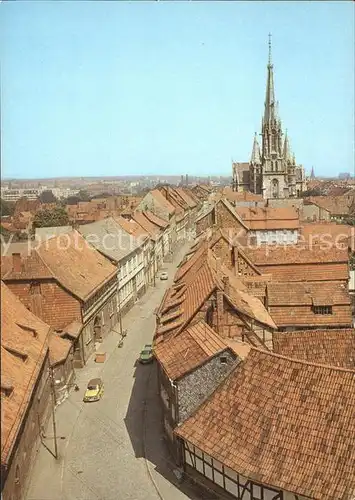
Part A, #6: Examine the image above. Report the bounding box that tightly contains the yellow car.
[83,378,104,402]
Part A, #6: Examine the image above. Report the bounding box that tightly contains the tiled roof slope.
[174,188,197,208]
[301,223,354,251]
[132,212,161,239]
[154,320,231,380]
[151,189,176,215]
[244,243,348,265]
[78,218,142,263]
[306,193,355,215]
[273,329,355,368]
[156,247,275,340]
[222,187,265,204]
[175,348,355,500]
[113,215,149,238]
[236,206,300,230]
[267,281,352,327]
[1,282,50,465]
[1,249,53,280]
[49,334,72,366]
[143,210,169,229]
[268,281,351,306]
[38,229,117,301]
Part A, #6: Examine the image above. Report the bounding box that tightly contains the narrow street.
[26,243,204,500]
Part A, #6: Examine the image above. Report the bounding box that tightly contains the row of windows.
[83,277,117,313]
[119,253,143,280]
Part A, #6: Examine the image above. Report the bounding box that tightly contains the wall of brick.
[211,238,233,267]
[196,212,214,237]
[2,355,52,500]
[178,350,238,422]
[216,203,244,230]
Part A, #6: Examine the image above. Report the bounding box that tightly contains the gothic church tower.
[232,35,306,198]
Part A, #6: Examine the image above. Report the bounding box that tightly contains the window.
[220,356,227,365]
[313,305,332,315]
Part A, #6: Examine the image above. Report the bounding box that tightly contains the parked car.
[139,344,154,364]
[160,271,168,280]
[83,378,104,402]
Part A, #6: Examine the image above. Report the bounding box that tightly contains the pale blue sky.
[1,1,354,179]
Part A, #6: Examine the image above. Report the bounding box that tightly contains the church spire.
[250,132,261,164]
[310,166,315,179]
[263,33,276,124]
[283,129,291,162]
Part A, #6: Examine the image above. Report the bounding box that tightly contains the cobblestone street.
[26,244,205,500]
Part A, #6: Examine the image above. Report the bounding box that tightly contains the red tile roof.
[244,243,349,265]
[49,334,72,366]
[174,188,197,208]
[132,212,161,239]
[36,230,117,301]
[236,206,300,230]
[222,187,265,204]
[300,222,354,251]
[1,282,50,465]
[1,231,117,301]
[113,215,149,238]
[154,320,231,380]
[267,281,352,327]
[156,247,275,341]
[151,189,176,215]
[267,281,351,306]
[143,210,169,229]
[306,193,355,216]
[273,328,355,368]
[175,348,355,500]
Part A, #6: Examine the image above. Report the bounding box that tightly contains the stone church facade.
[232,38,307,199]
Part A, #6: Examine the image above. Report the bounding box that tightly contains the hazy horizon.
[1,1,354,179]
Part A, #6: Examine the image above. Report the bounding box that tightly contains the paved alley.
[26,244,205,500]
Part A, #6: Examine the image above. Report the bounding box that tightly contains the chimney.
[12,253,22,273]
[222,276,230,295]
[234,247,239,276]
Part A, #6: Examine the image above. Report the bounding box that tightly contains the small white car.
[160,271,168,280]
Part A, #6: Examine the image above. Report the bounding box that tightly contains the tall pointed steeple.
[283,130,291,163]
[310,166,315,179]
[263,33,276,124]
[250,132,261,164]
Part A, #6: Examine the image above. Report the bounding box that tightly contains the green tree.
[0,198,15,216]
[33,206,70,228]
[39,190,58,204]
[62,189,91,205]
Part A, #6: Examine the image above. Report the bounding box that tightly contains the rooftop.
[154,320,232,380]
[78,217,144,265]
[1,282,50,466]
[175,348,355,500]
[273,328,355,369]
[235,206,300,230]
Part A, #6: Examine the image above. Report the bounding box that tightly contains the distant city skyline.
[1,1,354,179]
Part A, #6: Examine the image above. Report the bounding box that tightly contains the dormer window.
[1,385,14,398]
[313,306,332,315]
[16,322,38,338]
